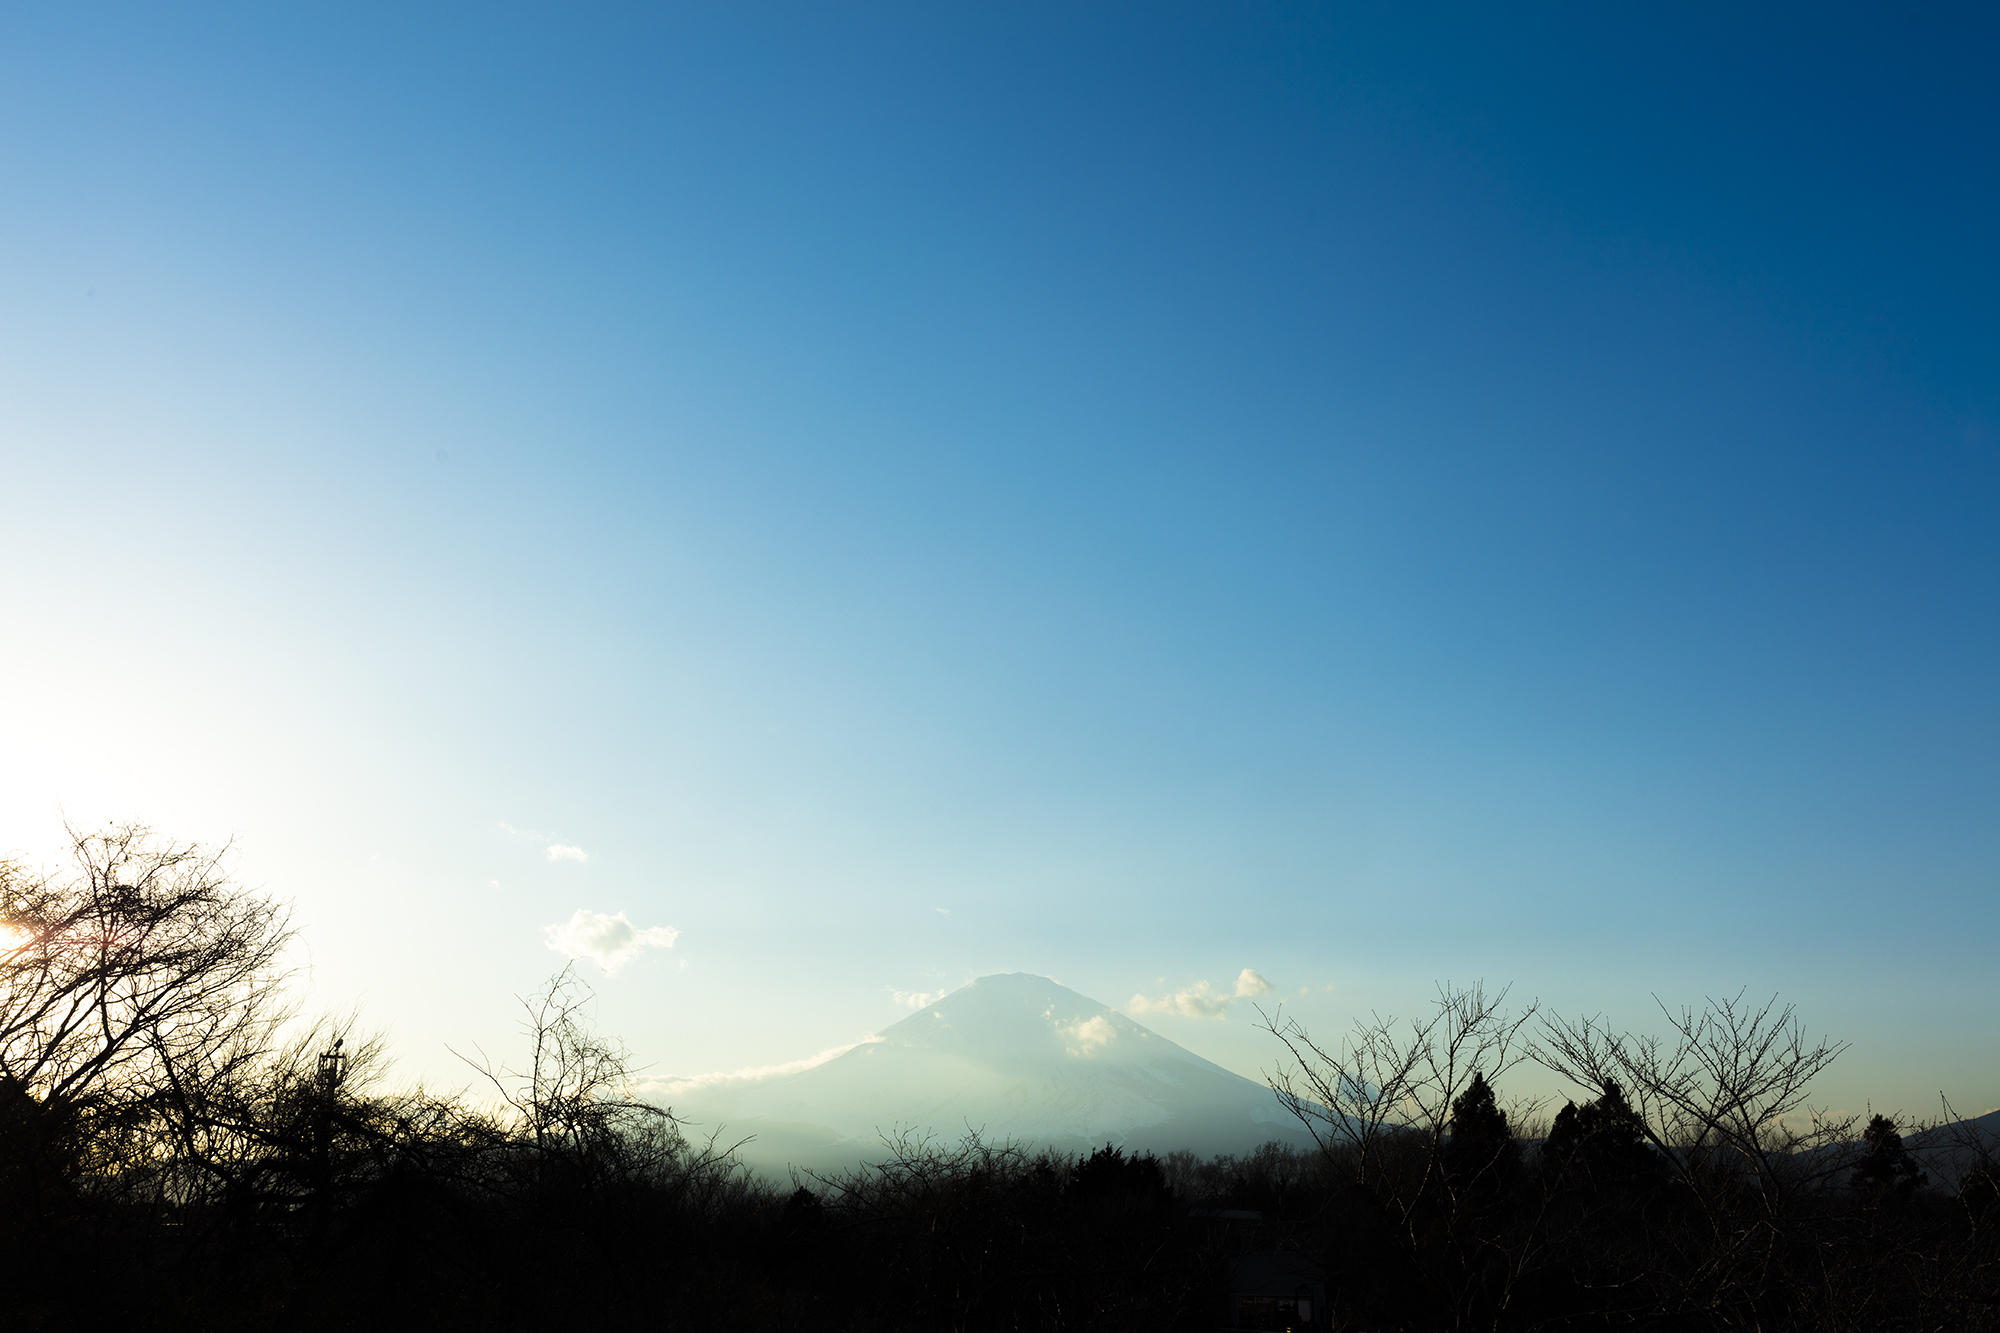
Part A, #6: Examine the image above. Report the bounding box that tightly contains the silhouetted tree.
[1852,1112,1927,1196]
[1541,1079,1661,1195]
[1532,995,1903,1327]
[1264,983,1544,1329]
[1444,1071,1517,1189]
[1535,991,1855,1193]
[1070,1142,1168,1200]
[0,823,291,1240]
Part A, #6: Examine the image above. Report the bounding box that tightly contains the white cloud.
[542,908,678,974]
[891,987,947,1010]
[546,843,589,863]
[1234,968,1272,998]
[1061,1014,1117,1056]
[1129,968,1273,1019]
[1129,980,1230,1017]
[639,1036,883,1099]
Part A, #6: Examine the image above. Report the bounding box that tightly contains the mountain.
[665,973,1314,1174]
[1906,1108,2000,1191]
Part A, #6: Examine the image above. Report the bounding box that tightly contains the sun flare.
[0,922,34,954]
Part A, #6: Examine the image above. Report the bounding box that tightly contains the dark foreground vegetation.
[3,826,1996,1331]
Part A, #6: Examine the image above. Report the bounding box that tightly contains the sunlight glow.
[0,922,34,954]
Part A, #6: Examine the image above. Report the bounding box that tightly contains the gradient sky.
[2,4,1995,1118]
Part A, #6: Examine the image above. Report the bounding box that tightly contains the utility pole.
[311,1037,346,1230]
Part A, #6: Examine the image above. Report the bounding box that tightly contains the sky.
[1,4,1995,1119]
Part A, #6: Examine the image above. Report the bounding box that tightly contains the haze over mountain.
[663,973,1313,1173]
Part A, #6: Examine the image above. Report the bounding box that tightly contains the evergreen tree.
[1851,1113,1926,1195]
[1445,1071,1519,1191]
[1544,1080,1661,1193]
[1069,1142,1168,1200]
[1545,1099,1583,1166]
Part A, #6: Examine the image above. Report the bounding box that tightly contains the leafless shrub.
[456,965,746,1206]
[1261,981,1540,1186]
[1534,990,1857,1196]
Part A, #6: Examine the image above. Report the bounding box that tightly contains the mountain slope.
[668,973,1312,1173]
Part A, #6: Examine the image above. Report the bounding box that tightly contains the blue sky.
[2,4,1995,1114]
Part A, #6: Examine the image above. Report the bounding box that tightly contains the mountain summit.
[670,973,1312,1173]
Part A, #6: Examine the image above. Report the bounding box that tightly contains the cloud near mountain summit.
[1061,1014,1117,1055]
[1127,968,1271,1018]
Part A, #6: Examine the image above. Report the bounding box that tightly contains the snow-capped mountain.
[665,972,1314,1173]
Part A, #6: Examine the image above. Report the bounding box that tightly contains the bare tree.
[1261,982,1542,1330]
[148,1014,417,1220]
[456,965,725,1196]
[1534,991,1856,1196]
[1262,981,1540,1188]
[1532,992,1863,1325]
[0,823,292,1224]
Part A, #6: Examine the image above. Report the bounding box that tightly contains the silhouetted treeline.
[4,826,1997,1330]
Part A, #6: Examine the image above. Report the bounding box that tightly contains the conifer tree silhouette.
[1851,1113,1926,1195]
[1542,1080,1660,1193]
[1444,1070,1519,1195]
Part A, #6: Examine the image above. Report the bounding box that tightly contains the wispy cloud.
[639,1036,883,1099]
[543,908,677,974]
[1128,968,1272,1019]
[890,987,947,1010]
[498,822,591,864]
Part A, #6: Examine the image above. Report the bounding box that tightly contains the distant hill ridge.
[669,972,1313,1174]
